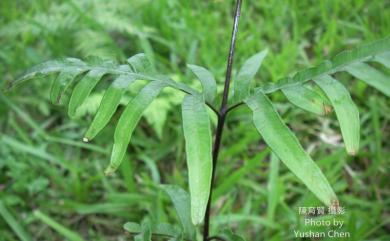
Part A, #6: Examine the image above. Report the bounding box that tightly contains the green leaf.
[213,214,280,229]
[213,148,269,199]
[124,222,181,239]
[234,49,268,101]
[345,62,390,97]
[68,69,106,117]
[160,185,196,240]
[11,58,86,87]
[314,75,360,155]
[187,64,217,103]
[282,84,331,115]
[84,74,137,141]
[374,52,390,68]
[33,210,85,241]
[72,93,103,118]
[105,80,167,175]
[123,222,141,233]
[245,91,337,206]
[168,235,184,241]
[139,35,156,72]
[181,95,212,225]
[257,36,390,94]
[267,153,280,222]
[0,201,32,241]
[127,53,154,74]
[11,55,200,99]
[134,221,152,241]
[154,223,182,239]
[219,228,246,241]
[50,69,84,105]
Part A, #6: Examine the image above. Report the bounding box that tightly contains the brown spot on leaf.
[324,105,332,115]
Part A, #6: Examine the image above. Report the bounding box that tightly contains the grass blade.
[314,75,360,155]
[219,229,246,241]
[181,95,212,225]
[213,214,280,229]
[33,210,85,241]
[1,134,70,169]
[214,149,269,199]
[124,222,179,240]
[245,91,337,206]
[160,185,196,240]
[0,201,32,241]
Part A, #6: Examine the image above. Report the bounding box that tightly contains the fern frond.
[244,36,390,157]
[243,36,390,206]
[8,53,208,179]
[11,57,199,96]
[255,36,390,95]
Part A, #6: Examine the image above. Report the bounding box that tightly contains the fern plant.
[5,0,390,240]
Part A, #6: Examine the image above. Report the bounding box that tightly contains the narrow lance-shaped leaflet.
[374,52,390,69]
[187,64,217,103]
[314,75,360,155]
[345,62,390,97]
[105,80,167,175]
[282,84,331,115]
[127,53,154,74]
[244,91,337,206]
[50,68,85,105]
[68,69,107,117]
[9,58,86,89]
[160,185,196,240]
[257,36,390,94]
[233,49,268,102]
[181,95,213,225]
[83,74,137,141]
[84,54,155,140]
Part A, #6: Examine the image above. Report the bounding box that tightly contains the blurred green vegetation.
[0,0,389,240]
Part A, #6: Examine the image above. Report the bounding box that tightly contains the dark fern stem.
[203,0,243,240]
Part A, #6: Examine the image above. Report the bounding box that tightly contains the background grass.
[0,0,389,240]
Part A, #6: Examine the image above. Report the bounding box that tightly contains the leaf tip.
[190,207,206,226]
[104,165,116,176]
[191,216,203,226]
[83,130,95,142]
[347,149,357,156]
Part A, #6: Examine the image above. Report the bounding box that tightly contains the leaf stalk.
[203,0,242,240]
